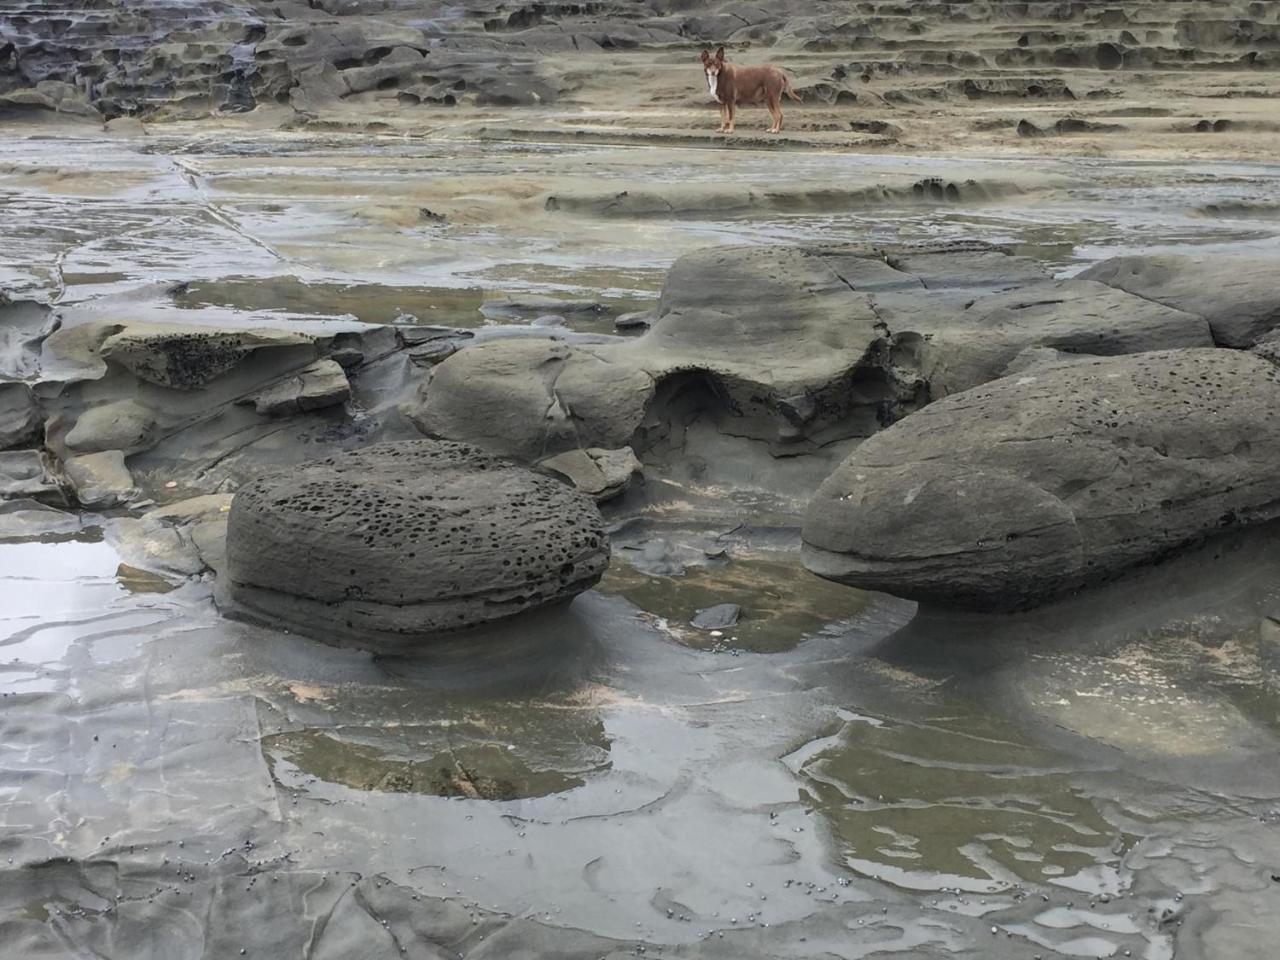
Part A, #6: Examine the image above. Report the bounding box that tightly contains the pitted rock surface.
[99,325,315,390]
[802,349,1280,611]
[224,439,609,647]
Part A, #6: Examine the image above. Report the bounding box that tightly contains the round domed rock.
[224,440,609,649]
[802,349,1280,612]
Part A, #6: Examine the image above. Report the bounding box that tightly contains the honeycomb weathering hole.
[224,440,610,650]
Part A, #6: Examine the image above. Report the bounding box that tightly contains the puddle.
[791,709,1128,894]
[260,671,615,802]
[264,727,605,800]
[173,276,490,326]
[597,554,869,652]
[172,275,653,334]
[0,536,174,692]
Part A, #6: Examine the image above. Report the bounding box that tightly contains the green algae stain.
[597,554,869,653]
[795,710,1131,893]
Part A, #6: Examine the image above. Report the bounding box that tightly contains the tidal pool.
[3,128,1280,957]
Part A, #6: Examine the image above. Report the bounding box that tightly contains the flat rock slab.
[803,349,1280,611]
[0,450,61,502]
[917,278,1214,397]
[1079,253,1280,347]
[0,293,55,380]
[539,446,641,501]
[479,296,605,321]
[243,359,351,417]
[100,324,315,390]
[224,439,609,649]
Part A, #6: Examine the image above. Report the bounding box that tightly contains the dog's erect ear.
[715,46,725,62]
[700,49,710,65]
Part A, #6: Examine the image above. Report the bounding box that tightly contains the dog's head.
[699,47,725,101]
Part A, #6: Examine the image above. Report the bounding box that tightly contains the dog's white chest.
[706,72,720,103]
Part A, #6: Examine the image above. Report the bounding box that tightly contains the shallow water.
[5,130,1280,310]
[4,516,1280,957]
[4,128,1280,957]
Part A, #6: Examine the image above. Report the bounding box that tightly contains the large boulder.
[224,440,609,648]
[802,350,1280,611]
[1078,254,1280,347]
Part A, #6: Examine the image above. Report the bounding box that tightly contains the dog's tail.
[784,76,803,102]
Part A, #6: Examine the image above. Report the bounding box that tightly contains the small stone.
[691,603,742,630]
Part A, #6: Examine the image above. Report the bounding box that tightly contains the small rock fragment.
[243,359,351,417]
[65,450,136,508]
[692,603,742,630]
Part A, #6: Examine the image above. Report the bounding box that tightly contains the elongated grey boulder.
[802,350,1280,611]
[224,440,609,648]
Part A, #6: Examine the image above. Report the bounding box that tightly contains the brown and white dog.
[700,46,801,134]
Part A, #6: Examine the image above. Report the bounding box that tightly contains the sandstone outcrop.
[407,243,1232,471]
[224,440,609,648]
[1079,253,1280,347]
[802,349,1280,611]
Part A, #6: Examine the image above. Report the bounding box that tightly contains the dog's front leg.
[725,101,736,134]
[717,101,727,133]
